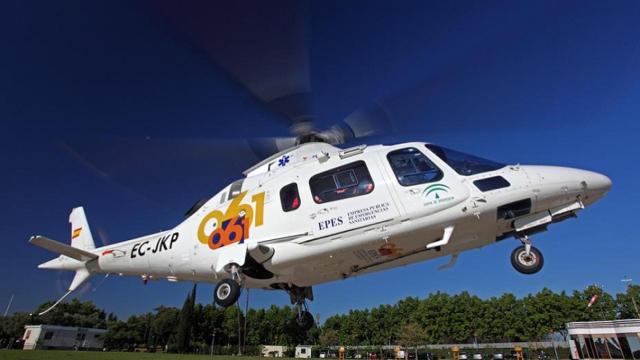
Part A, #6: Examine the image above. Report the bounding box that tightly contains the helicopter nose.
[577,169,612,205]
[583,170,612,194]
[524,166,612,206]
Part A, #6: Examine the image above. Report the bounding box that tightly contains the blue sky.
[1,0,639,320]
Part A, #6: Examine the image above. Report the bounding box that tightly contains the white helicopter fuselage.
[35,141,611,300]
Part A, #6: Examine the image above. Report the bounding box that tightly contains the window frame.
[280,183,301,212]
[386,147,444,187]
[425,144,505,176]
[309,160,375,204]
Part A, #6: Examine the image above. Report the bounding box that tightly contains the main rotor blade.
[60,137,262,211]
[248,137,298,160]
[343,102,396,140]
[151,0,314,126]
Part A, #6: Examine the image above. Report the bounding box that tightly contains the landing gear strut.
[511,235,544,275]
[214,264,242,307]
[287,286,315,331]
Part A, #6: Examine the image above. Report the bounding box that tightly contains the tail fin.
[69,207,95,251]
[30,207,98,315]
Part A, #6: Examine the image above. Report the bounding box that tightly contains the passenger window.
[309,161,374,203]
[387,148,443,186]
[280,183,301,212]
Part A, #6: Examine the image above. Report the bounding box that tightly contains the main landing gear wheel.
[283,285,316,331]
[296,310,315,331]
[511,245,544,274]
[214,278,241,307]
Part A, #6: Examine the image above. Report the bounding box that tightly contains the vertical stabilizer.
[30,207,98,316]
[69,207,95,250]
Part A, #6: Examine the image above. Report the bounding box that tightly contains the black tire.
[510,245,544,274]
[214,278,241,307]
[296,311,315,331]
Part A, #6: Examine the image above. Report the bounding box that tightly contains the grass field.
[0,350,267,360]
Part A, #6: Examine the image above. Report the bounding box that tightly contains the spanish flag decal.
[72,228,82,239]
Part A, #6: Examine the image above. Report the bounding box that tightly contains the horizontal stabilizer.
[29,235,98,262]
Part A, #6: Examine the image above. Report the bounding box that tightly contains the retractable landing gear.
[287,286,315,331]
[511,235,544,275]
[214,264,242,307]
[295,303,315,331]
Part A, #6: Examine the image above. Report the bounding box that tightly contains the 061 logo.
[197,191,265,250]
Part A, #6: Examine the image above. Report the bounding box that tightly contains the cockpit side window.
[309,161,374,203]
[425,144,505,176]
[280,183,301,212]
[387,147,443,186]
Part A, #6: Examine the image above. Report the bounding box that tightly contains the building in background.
[296,345,313,358]
[262,345,288,357]
[567,319,640,359]
[22,325,107,350]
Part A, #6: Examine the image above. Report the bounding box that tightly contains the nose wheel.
[511,236,544,274]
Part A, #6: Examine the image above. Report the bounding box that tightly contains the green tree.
[176,283,197,353]
[0,312,32,348]
[151,306,179,349]
[32,299,106,329]
[578,285,617,321]
[104,313,149,350]
[617,284,640,319]
[414,292,451,343]
[222,305,242,347]
[396,323,429,360]
[479,294,523,342]
[12,285,640,351]
[444,291,484,343]
[370,304,398,345]
[521,288,570,341]
[319,328,340,347]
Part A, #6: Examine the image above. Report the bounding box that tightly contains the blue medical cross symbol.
[278,155,290,167]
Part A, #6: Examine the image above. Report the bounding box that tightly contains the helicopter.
[30,125,611,330]
[27,1,612,331]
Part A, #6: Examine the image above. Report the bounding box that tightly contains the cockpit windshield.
[425,144,505,176]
